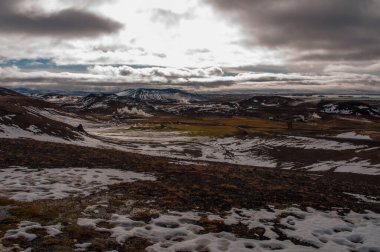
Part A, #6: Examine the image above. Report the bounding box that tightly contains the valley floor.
[1,99,380,251]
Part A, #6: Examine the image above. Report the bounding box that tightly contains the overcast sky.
[0,0,380,94]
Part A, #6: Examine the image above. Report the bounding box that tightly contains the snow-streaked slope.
[116,88,206,103]
[0,95,115,149]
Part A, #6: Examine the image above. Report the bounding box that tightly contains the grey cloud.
[92,44,145,53]
[0,0,122,38]
[206,0,380,61]
[186,48,210,55]
[150,8,194,27]
[152,53,167,58]
[1,65,380,93]
[324,62,380,75]
[87,65,225,80]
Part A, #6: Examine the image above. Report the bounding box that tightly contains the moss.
[10,203,43,219]
[130,209,159,223]
[87,239,107,252]
[198,215,226,233]
[52,249,76,252]
[65,224,108,242]
[0,197,16,206]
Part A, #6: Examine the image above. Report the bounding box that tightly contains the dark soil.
[1,138,379,213]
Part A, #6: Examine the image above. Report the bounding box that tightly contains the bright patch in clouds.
[0,0,380,93]
[0,0,281,68]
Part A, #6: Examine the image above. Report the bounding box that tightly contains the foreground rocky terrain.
[0,87,379,251]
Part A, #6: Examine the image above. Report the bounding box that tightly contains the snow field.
[0,167,156,202]
[77,206,380,252]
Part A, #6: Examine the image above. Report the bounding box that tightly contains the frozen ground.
[89,127,380,175]
[0,117,111,149]
[24,107,101,128]
[1,107,379,175]
[0,221,62,252]
[303,159,380,175]
[0,167,155,202]
[77,205,380,252]
[336,132,372,140]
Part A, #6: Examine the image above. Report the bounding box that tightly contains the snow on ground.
[3,221,62,241]
[117,106,153,117]
[344,193,380,204]
[304,160,380,175]
[169,160,208,166]
[89,127,379,174]
[1,108,379,175]
[24,106,102,128]
[0,122,125,151]
[0,221,62,252]
[77,206,380,252]
[336,132,372,140]
[0,167,155,202]
[1,120,379,174]
[0,124,68,143]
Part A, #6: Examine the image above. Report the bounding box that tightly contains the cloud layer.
[207,0,380,61]
[0,0,122,38]
[1,65,379,94]
[0,0,379,94]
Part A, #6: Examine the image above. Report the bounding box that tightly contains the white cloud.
[87,65,224,81]
[324,63,380,75]
[0,0,284,68]
[1,65,380,94]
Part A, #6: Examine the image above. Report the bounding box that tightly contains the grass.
[142,116,288,137]
[138,116,378,136]
[0,197,15,206]
[103,114,379,137]
[168,124,237,137]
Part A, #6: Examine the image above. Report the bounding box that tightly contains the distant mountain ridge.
[0,87,22,96]
[116,88,206,103]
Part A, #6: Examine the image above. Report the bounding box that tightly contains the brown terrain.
[0,88,379,251]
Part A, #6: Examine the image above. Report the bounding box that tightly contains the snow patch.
[0,167,156,202]
[3,221,62,241]
[77,207,380,252]
[304,160,380,175]
[344,193,380,204]
[117,106,152,117]
[336,132,372,140]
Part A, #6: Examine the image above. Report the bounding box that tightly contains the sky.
[0,0,380,94]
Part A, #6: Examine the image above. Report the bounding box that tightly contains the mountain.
[0,87,22,96]
[72,93,140,112]
[68,88,207,116]
[116,88,206,103]
[12,87,91,97]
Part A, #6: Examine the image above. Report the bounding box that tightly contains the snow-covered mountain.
[75,93,120,110]
[116,88,206,103]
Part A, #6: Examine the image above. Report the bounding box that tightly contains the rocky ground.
[0,139,379,251]
[1,88,379,251]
